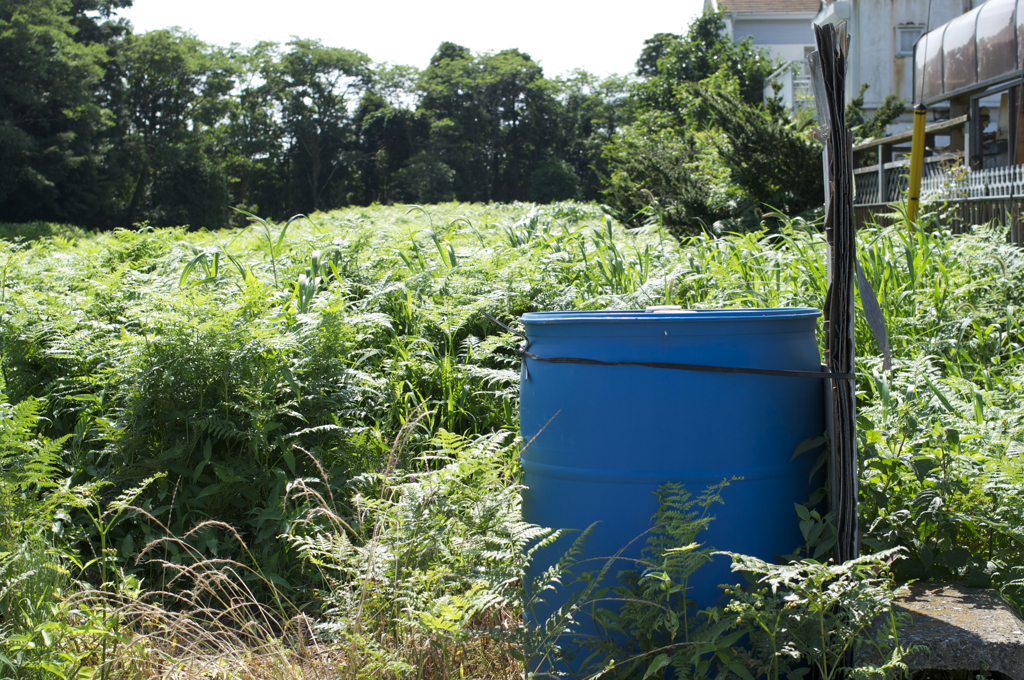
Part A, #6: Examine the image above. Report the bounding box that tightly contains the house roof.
[719,0,821,12]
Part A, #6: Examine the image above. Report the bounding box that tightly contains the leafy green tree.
[418,43,555,203]
[527,158,581,202]
[635,32,681,78]
[392,151,456,203]
[0,0,121,223]
[602,121,729,231]
[223,42,288,220]
[601,14,821,235]
[351,64,430,205]
[846,83,907,167]
[633,11,777,113]
[480,48,552,201]
[418,42,494,202]
[549,70,634,200]
[846,83,907,142]
[696,86,823,219]
[112,28,236,228]
[275,39,372,212]
[356,99,431,204]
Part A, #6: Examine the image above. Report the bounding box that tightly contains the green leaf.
[791,436,826,461]
[936,547,971,570]
[194,483,221,499]
[924,375,954,413]
[968,560,995,587]
[282,448,296,476]
[728,660,757,680]
[280,365,302,401]
[266,572,291,589]
[120,533,135,558]
[644,653,671,678]
[919,544,934,570]
[795,503,811,521]
[811,535,837,559]
[36,661,65,676]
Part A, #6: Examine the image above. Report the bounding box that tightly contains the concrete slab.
[854,582,1024,679]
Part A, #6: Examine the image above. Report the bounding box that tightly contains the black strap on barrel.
[481,311,855,382]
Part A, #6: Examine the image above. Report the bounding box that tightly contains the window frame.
[896,25,926,57]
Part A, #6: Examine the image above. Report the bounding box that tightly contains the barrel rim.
[521,307,821,324]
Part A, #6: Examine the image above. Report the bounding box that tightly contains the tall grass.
[2,201,1024,676]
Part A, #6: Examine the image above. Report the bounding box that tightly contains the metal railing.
[848,112,1024,244]
[852,160,1024,244]
[765,60,814,111]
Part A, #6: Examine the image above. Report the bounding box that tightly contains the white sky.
[119,0,706,79]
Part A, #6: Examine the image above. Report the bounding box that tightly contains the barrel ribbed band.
[482,311,854,381]
[521,352,854,380]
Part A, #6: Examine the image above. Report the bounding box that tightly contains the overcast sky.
[119,0,706,78]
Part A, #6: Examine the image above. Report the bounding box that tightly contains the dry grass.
[67,420,527,680]
[64,559,523,680]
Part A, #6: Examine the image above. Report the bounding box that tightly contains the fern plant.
[287,429,532,678]
[721,549,925,680]
[565,480,751,680]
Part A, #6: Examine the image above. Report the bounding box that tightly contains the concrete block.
[855,582,1024,679]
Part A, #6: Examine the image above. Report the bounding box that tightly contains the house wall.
[725,13,817,68]
[816,0,965,117]
[734,17,817,43]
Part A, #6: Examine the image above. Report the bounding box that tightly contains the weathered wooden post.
[809,21,859,567]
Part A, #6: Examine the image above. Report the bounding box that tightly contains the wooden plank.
[852,114,968,152]
[852,152,962,176]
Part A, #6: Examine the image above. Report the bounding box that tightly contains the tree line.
[7,0,900,233]
[3,0,637,230]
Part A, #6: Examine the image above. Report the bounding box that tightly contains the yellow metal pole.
[906,103,928,223]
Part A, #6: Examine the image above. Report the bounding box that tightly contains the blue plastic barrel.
[520,308,825,673]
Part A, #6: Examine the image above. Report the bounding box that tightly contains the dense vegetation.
[3,0,633,229]
[2,199,1024,677]
[6,0,866,237]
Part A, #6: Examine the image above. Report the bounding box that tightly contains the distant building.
[704,0,973,129]
[914,0,1022,168]
[814,0,968,129]
[705,0,821,63]
[852,0,1024,240]
[704,0,821,109]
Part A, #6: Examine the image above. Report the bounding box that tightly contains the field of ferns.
[2,201,1024,679]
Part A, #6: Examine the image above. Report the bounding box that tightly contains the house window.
[896,25,925,56]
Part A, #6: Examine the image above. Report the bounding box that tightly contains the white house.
[705,0,974,127]
[705,0,821,64]
[814,0,968,127]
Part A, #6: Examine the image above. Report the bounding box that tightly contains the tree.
[0,0,121,223]
[633,12,777,113]
[549,70,634,200]
[223,42,288,219]
[601,17,821,236]
[276,39,371,213]
[418,43,554,202]
[696,86,822,219]
[845,83,906,167]
[112,28,236,228]
[635,32,680,78]
[417,42,493,202]
[356,98,430,204]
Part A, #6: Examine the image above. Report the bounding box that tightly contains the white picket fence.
[853,161,1024,244]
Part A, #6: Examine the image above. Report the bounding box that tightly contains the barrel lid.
[521,308,820,324]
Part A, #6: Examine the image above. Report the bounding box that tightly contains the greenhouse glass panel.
[977,0,1016,83]
[943,7,982,92]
